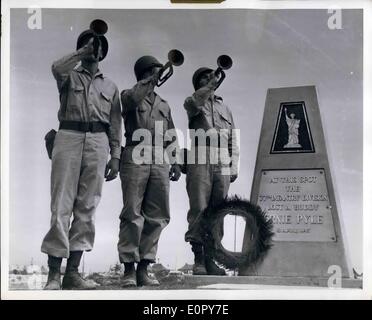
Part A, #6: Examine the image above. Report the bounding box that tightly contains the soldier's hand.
[105,158,120,181]
[150,68,162,85]
[230,174,238,183]
[81,37,95,58]
[207,72,218,88]
[169,164,181,181]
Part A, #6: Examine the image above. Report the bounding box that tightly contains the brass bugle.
[157,49,185,87]
[89,19,108,59]
[214,55,233,90]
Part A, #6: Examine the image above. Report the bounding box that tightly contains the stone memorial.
[239,86,351,278]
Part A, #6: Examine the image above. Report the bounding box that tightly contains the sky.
[9,8,363,273]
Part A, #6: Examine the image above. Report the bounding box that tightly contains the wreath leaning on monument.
[202,196,274,270]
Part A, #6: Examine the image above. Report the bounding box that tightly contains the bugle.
[157,49,185,87]
[89,19,108,59]
[214,55,233,90]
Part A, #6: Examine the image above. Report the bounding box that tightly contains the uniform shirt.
[185,95,235,132]
[121,77,176,148]
[184,84,239,173]
[51,51,122,159]
[184,85,237,148]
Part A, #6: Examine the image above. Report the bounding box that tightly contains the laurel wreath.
[202,196,274,270]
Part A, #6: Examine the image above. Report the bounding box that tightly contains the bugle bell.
[157,49,185,87]
[214,55,233,90]
[89,19,108,59]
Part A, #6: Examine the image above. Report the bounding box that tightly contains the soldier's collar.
[144,92,166,104]
[76,65,104,78]
[209,94,223,102]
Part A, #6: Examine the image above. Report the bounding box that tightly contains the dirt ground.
[87,273,199,290]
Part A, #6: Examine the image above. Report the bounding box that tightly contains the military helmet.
[192,67,213,90]
[76,29,109,61]
[134,55,163,81]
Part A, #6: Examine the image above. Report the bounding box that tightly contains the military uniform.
[184,68,239,275]
[118,77,177,264]
[184,94,238,244]
[41,53,122,258]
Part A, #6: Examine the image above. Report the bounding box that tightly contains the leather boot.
[121,262,137,287]
[62,251,97,290]
[44,256,62,290]
[191,242,207,275]
[205,250,226,276]
[136,260,160,286]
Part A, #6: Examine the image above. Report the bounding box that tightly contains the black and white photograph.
[1,0,371,301]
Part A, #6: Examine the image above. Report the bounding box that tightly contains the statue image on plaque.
[271,102,314,154]
[284,108,301,148]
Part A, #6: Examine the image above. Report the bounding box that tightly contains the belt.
[125,139,168,148]
[125,140,142,147]
[59,121,109,133]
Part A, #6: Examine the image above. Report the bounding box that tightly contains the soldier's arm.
[183,96,201,118]
[165,110,182,181]
[183,76,216,118]
[228,109,240,176]
[165,110,182,164]
[120,73,158,113]
[108,86,123,160]
[193,81,216,104]
[51,38,94,92]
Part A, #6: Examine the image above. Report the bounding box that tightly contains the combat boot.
[62,251,97,290]
[44,268,61,290]
[121,262,137,287]
[44,255,62,290]
[136,260,160,287]
[62,271,97,290]
[191,242,207,275]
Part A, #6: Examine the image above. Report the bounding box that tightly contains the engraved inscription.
[257,169,336,241]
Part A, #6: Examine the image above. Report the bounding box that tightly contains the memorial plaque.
[240,86,350,278]
[257,169,336,242]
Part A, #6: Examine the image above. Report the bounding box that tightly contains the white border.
[1,0,371,300]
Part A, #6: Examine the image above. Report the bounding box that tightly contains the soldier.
[118,56,181,287]
[183,67,239,276]
[41,24,122,290]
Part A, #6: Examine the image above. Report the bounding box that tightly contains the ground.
[86,273,199,290]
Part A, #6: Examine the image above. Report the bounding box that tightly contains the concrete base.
[184,275,362,289]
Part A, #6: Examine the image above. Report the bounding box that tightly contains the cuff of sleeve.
[230,167,239,176]
[110,147,122,160]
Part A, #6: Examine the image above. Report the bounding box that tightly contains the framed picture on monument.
[271,102,315,154]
